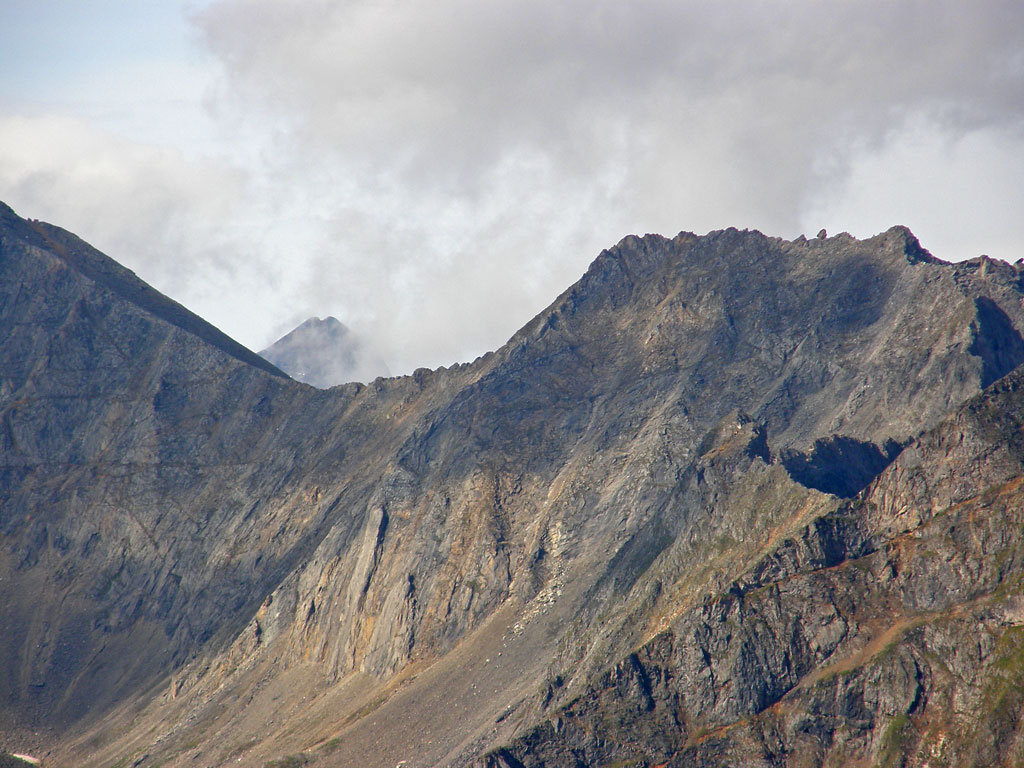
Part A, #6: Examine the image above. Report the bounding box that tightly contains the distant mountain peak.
[259,315,386,387]
[280,315,350,342]
[296,315,345,330]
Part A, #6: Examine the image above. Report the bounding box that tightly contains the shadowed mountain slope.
[2,202,1024,767]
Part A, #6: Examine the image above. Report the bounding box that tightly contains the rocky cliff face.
[477,367,1024,767]
[2,200,1024,767]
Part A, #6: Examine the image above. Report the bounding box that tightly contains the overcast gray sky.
[2,1,1023,379]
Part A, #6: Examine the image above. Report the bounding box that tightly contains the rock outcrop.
[476,367,1024,767]
[2,200,1024,767]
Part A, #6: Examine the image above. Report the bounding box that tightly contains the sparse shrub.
[263,754,310,768]
[0,752,40,768]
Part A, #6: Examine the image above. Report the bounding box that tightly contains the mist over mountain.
[259,316,389,388]
[3,200,1024,767]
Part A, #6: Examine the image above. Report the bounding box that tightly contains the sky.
[2,1,1023,381]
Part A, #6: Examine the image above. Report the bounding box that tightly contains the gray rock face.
[480,367,1024,768]
[0,202,312,729]
[3,200,1024,767]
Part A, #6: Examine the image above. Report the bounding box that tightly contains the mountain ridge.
[0,201,289,380]
[3,202,1024,766]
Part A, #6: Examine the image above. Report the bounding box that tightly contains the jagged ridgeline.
[3,198,1024,766]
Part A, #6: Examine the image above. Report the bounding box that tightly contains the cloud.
[196,0,1024,201]
[804,119,1024,262]
[4,2,1022,379]
[189,0,1024,373]
[0,113,294,344]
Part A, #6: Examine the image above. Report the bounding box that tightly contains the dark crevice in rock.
[745,423,772,464]
[969,297,1024,388]
[780,435,904,498]
[627,653,656,712]
[487,748,526,768]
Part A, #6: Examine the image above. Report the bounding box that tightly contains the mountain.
[259,316,386,388]
[3,200,1024,767]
